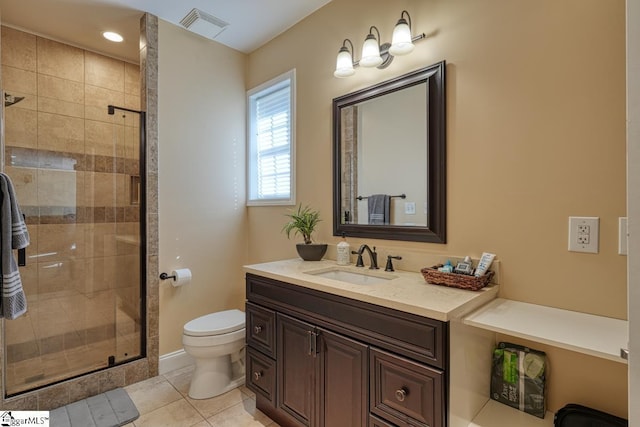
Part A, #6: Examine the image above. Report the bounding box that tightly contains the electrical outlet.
[568,216,599,253]
[404,202,416,215]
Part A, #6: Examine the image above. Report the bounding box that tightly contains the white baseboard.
[159,349,194,375]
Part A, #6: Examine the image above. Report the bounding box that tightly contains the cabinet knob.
[395,387,408,402]
[254,325,263,334]
[253,371,263,381]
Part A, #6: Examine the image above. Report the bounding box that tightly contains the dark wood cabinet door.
[278,313,317,426]
[318,328,368,427]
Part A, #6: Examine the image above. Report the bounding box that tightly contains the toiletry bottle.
[474,252,496,277]
[438,260,453,273]
[454,256,474,275]
[336,234,350,265]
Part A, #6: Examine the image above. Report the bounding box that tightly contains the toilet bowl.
[182,309,246,399]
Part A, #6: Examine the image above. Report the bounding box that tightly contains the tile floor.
[123,365,279,427]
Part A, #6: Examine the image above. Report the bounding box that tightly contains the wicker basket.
[420,265,494,291]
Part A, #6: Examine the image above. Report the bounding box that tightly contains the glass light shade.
[360,35,383,68]
[334,48,355,78]
[389,20,414,55]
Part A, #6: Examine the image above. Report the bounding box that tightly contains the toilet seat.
[184,309,245,337]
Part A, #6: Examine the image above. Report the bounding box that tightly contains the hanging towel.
[0,173,30,320]
[368,194,390,225]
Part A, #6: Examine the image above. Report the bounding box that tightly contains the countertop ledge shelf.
[469,400,553,427]
[463,298,628,364]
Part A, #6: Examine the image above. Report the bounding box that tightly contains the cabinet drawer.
[246,347,276,403]
[246,302,276,358]
[370,348,444,427]
[369,414,396,427]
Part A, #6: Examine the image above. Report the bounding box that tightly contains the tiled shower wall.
[0,14,159,409]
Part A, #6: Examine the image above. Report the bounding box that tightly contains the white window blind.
[247,70,295,205]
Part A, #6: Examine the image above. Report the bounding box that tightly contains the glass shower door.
[109,106,144,366]
[3,102,144,396]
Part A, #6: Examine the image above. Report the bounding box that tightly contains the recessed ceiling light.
[103,31,124,42]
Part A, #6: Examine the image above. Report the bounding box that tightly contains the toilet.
[182,309,246,399]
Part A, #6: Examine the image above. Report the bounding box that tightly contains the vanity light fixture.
[360,26,384,68]
[333,10,425,78]
[389,11,415,55]
[334,39,356,78]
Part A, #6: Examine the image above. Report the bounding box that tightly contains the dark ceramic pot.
[296,243,328,261]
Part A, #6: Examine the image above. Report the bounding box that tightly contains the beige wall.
[247,0,627,416]
[157,20,248,355]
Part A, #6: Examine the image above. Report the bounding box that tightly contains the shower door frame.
[107,104,148,369]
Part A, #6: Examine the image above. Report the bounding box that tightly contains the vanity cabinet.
[245,273,447,427]
[277,313,368,426]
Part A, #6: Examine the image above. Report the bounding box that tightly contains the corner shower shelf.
[463,298,628,363]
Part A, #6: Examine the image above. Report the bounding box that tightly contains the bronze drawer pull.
[254,325,263,334]
[395,387,408,402]
[254,371,263,381]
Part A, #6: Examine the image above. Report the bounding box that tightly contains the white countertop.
[244,259,499,321]
[464,298,628,363]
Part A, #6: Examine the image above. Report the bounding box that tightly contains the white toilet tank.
[183,309,245,337]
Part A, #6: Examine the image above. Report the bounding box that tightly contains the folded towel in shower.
[368,194,390,225]
[0,173,29,320]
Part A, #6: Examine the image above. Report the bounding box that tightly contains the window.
[247,70,296,205]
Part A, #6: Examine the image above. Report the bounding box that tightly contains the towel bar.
[357,193,406,201]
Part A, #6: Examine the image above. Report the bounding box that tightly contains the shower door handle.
[18,248,25,267]
[18,213,26,266]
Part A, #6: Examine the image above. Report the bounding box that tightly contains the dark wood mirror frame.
[332,61,446,243]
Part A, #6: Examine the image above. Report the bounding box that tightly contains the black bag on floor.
[554,404,627,427]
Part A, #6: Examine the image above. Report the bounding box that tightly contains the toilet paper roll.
[171,268,192,287]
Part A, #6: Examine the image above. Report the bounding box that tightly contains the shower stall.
[1,27,146,397]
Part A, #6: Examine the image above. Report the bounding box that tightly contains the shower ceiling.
[0,0,332,63]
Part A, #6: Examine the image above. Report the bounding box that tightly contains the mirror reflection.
[333,61,446,243]
[340,84,427,226]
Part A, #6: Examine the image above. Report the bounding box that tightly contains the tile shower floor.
[123,365,279,427]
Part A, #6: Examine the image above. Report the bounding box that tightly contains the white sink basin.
[305,267,396,285]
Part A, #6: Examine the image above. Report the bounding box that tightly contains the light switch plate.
[568,216,599,254]
[619,217,628,255]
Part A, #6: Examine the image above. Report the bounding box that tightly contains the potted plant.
[282,204,328,261]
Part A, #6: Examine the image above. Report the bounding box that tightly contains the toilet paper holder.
[159,272,176,281]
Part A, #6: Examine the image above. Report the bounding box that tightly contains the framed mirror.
[332,61,446,243]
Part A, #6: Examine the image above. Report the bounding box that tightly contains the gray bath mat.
[50,388,139,427]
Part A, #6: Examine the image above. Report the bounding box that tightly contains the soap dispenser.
[336,234,350,265]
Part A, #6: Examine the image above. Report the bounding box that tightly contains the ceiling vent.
[179,8,229,40]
